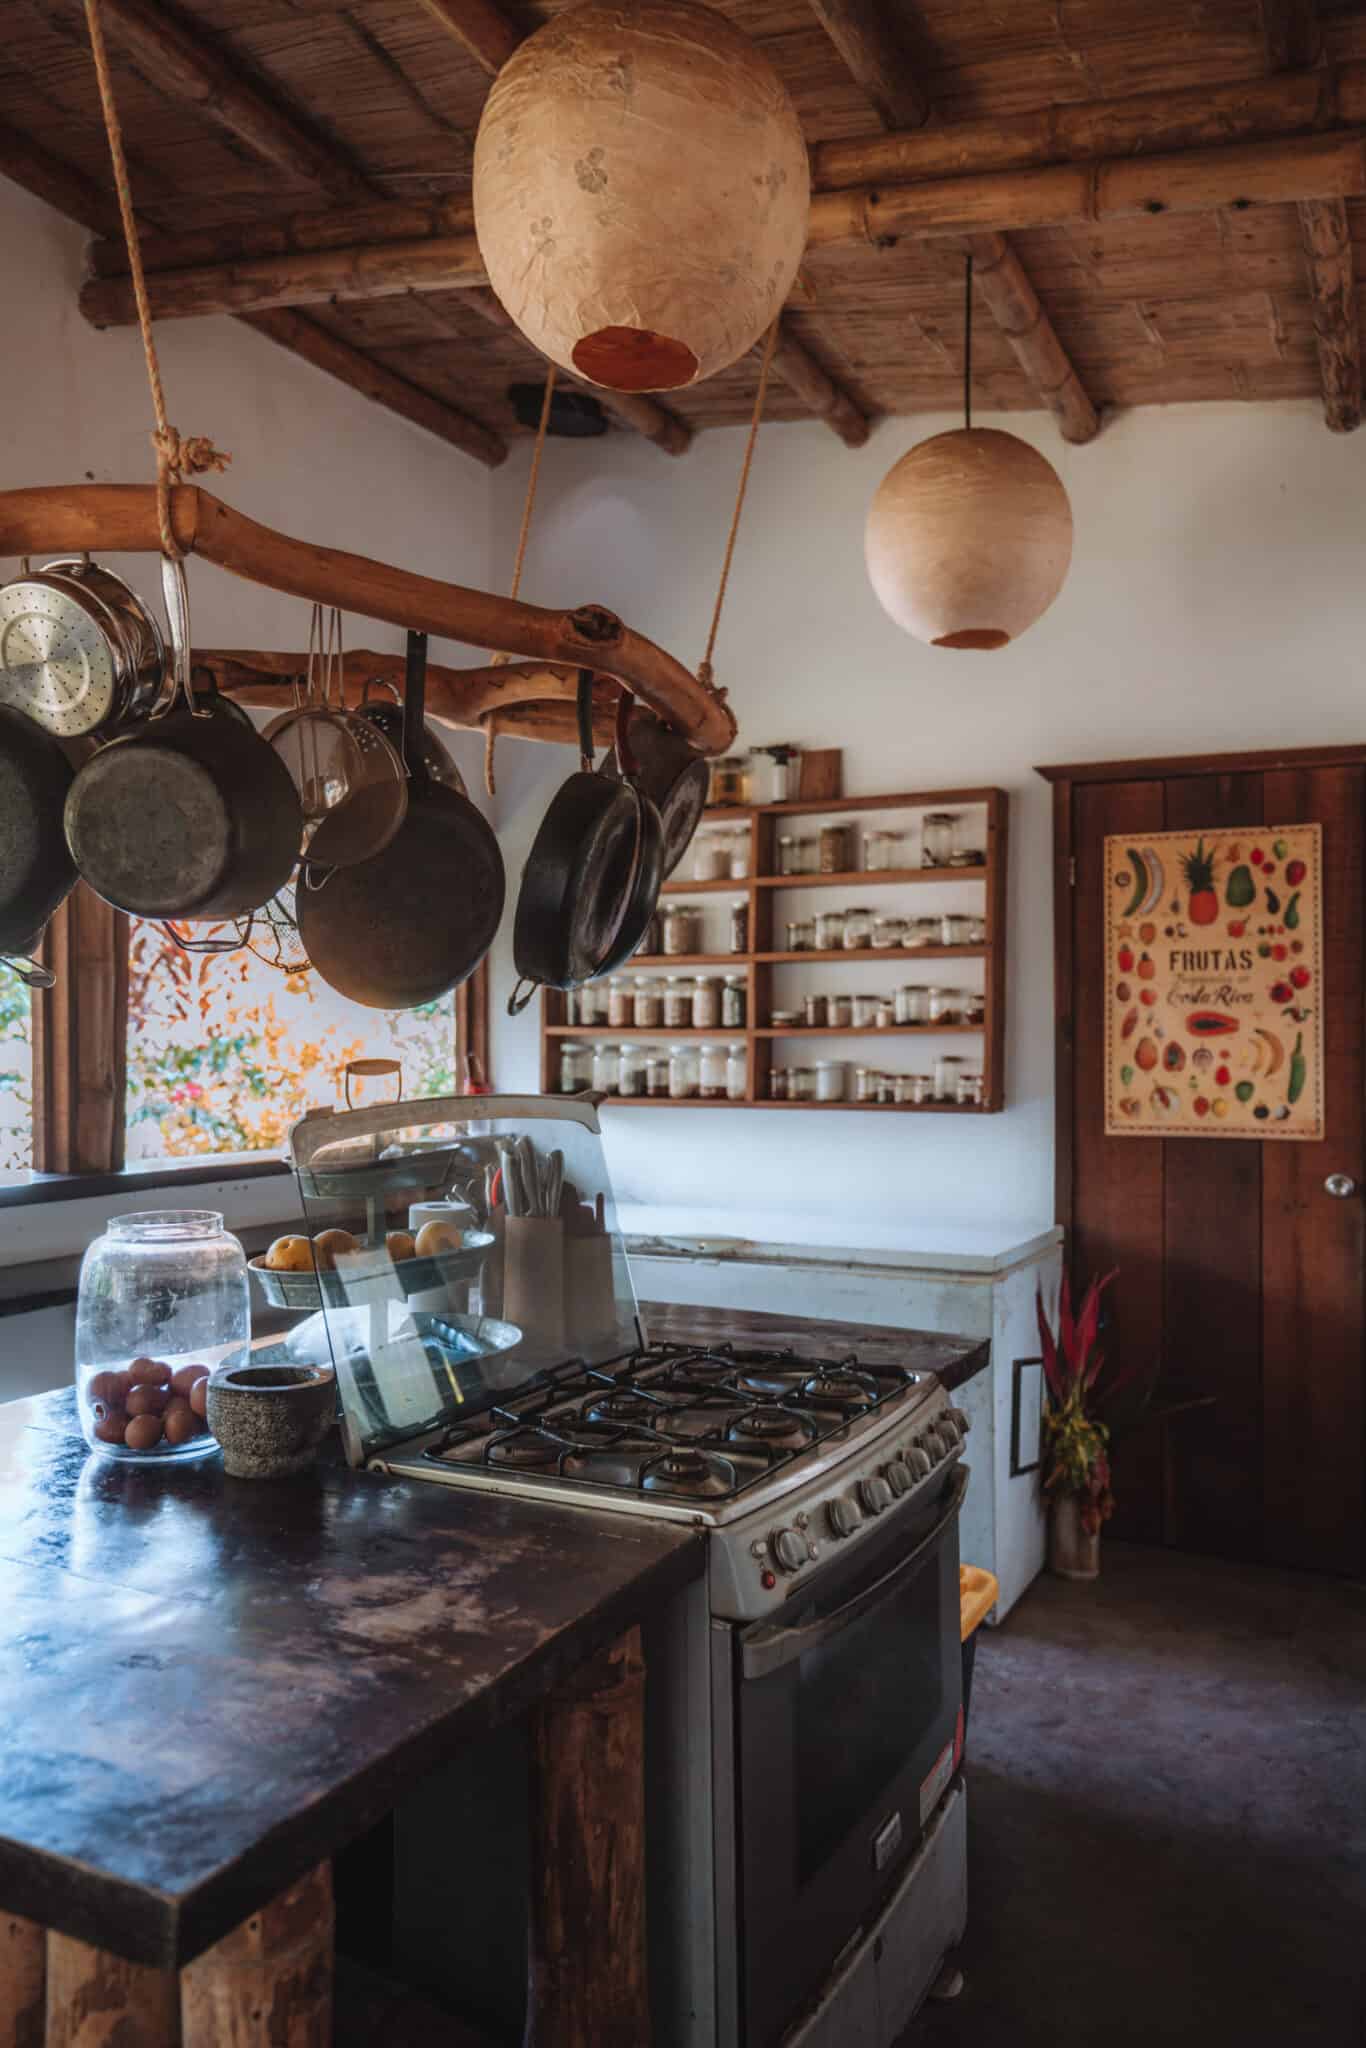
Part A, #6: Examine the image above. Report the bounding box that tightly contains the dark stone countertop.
[0,1388,704,1971]
[638,1301,990,1393]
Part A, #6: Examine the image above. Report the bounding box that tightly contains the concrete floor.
[909,1543,1366,2048]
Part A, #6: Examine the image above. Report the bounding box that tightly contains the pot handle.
[343,1057,402,1109]
[507,975,542,1017]
[403,631,428,779]
[3,954,55,990]
[162,916,253,954]
[160,555,211,720]
[575,667,596,774]
[614,687,638,778]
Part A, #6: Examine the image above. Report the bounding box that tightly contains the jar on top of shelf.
[578,980,606,1025]
[769,1007,800,1030]
[804,992,829,1029]
[904,916,937,950]
[819,824,850,874]
[729,899,749,954]
[693,975,721,1030]
[941,912,975,947]
[699,1044,727,1100]
[896,984,929,1025]
[934,1052,964,1100]
[852,992,879,1028]
[786,917,815,953]
[663,902,698,956]
[966,913,987,944]
[728,832,750,879]
[722,974,747,1028]
[646,1052,670,1098]
[608,975,632,1027]
[669,1044,699,1099]
[662,976,693,1029]
[957,1070,984,1106]
[897,1073,933,1104]
[633,977,661,1029]
[789,1066,816,1102]
[829,992,853,1029]
[964,989,986,1025]
[929,987,964,1025]
[559,1042,591,1094]
[710,754,750,805]
[814,1059,846,1102]
[591,1042,618,1094]
[770,1066,789,1101]
[726,1043,748,1100]
[854,1065,876,1103]
[871,913,904,950]
[842,907,873,950]
[874,998,896,1029]
[922,812,959,868]
[617,1044,646,1097]
[778,833,801,876]
[814,908,846,951]
[693,826,728,882]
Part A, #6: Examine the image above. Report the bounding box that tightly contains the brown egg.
[162,1397,198,1446]
[415,1219,465,1259]
[128,1357,170,1387]
[170,1364,210,1398]
[263,1234,316,1273]
[124,1413,164,1451]
[312,1227,358,1271]
[189,1376,210,1419]
[92,1405,127,1444]
[86,1370,130,1406]
[386,1230,417,1264]
[126,1383,170,1417]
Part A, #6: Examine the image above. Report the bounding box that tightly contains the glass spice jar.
[797,835,818,874]
[922,811,959,868]
[769,1007,800,1030]
[871,913,904,950]
[814,1059,846,1102]
[693,826,727,881]
[75,1210,248,1463]
[770,1066,789,1101]
[934,1052,964,1100]
[903,916,935,950]
[668,1044,699,1099]
[663,902,697,956]
[646,1052,670,1098]
[804,992,828,1029]
[882,830,905,871]
[577,980,604,1026]
[698,1044,727,1100]
[692,975,721,1029]
[863,829,890,871]
[786,917,816,953]
[966,914,987,944]
[819,824,850,874]
[778,834,801,876]
[929,987,964,1026]
[874,998,896,1030]
[722,974,747,1028]
[874,1072,895,1104]
[729,898,749,954]
[855,1065,875,1103]
[617,1043,646,1097]
[591,1042,618,1094]
[829,992,853,1029]
[725,1043,747,1101]
[559,1042,590,1094]
[852,992,879,1028]
[814,908,846,951]
[964,989,986,1025]
[842,907,873,950]
[729,833,750,880]
[633,977,661,1029]
[941,912,975,947]
[662,975,692,1029]
[957,1070,984,1105]
[896,984,929,1025]
[608,975,632,1028]
[901,1073,934,1105]
[710,754,750,805]
[789,1066,816,1102]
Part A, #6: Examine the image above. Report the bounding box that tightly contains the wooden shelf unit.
[539,786,1009,1113]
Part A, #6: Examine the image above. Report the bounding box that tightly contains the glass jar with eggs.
[75,1210,249,1462]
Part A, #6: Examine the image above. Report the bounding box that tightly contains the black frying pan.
[508,670,646,1014]
[593,690,665,976]
[300,633,505,1009]
[0,705,78,985]
[613,704,711,879]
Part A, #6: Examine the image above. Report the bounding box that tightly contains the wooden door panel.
[1261,765,1365,1574]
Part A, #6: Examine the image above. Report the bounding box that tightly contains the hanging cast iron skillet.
[592,689,666,976]
[0,704,78,986]
[609,702,711,880]
[507,669,647,1014]
[299,632,505,1009]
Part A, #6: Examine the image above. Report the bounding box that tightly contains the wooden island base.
[1,1630,649,2048]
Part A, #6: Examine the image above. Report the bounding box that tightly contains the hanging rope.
[485,362,557,794]
[963,251,975,433]
[697,315,780,694]
[83,0,230,558]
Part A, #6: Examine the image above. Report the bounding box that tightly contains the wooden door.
[1048,750,1365,1574]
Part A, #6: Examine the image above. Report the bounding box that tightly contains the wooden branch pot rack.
[0,486,736,755]
[541,787,1010,1112]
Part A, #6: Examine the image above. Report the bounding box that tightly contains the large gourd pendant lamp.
[864,256,1073,649]
[472,0,810,394]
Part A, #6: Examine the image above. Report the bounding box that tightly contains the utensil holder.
[503,1217,565,1356]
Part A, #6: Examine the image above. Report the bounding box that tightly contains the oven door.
[731,1462,966,2048]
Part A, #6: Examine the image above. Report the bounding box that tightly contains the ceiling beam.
[803,0,927,129]
[765,324,871,445]
[91,0,372,201]
[0,119,120,233]
[1258,0,1322,74]
[1296,199,1360,432]
[411,0,520,75]
[87,195,476,278]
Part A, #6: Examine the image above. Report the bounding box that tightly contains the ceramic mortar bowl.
[206,1361,336,1478]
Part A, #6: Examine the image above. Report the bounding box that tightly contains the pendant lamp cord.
[698,315,780,694]
[83,0,230,559]
[484,362,558,794]
[963,251,974,432]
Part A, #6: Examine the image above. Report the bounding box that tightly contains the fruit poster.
[1103,825,1323,1140]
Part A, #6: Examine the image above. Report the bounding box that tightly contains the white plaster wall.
[490,398,1366,1240]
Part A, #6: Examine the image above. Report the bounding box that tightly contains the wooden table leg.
[0,1912,45,2048]
[524,1626,650,2048]
[180,1862,332,2048]
[45,1933,179,2047]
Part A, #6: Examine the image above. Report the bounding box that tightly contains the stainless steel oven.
[712,1465,967,2048]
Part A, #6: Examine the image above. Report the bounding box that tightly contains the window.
[125,920,462,1164]
[0,963,34,1185]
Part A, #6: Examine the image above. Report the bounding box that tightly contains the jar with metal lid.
[819,824,850,874]
[770,1066,789,1101]
[842,907,873,950]
[804,992,828,1029]
[662,975,693,1028]
[75,1210,248,1464]
[692,975,721,1029]
[699,1043,727,1100]
[641,908,662,958]
[725,1043,747,1100]
[855,1065,876,1102]
[728,898,749,955]
[903,916,935,949]
[922,811,959,868]
[668,1044,698,1099]
[964,989,986,1025]
[607,975,632,1027]
[871,912,904,950]
[786,917,816,953]
[957,1069,984,1105]
[934,1052,964,1100]
[722,974,747,1027]
[577,979,604,1025]
[814,1059,846,1102]
[778,833,801,876]
[896,984,929,1025]
[941,912,975,947]
[789,1066,816,1102]
[633,977,661,1028]
[663,902,698,956]
[852,992,879,1029]
[796,835,818,874]
[710,754,750,805]
[862,828,890,871]
[874,997,896,1029]
[966,913,987,943]
[929,987,964,1025]
[814,908,846,951]
[559,1042,591,1094]
[693,826,727,882]
[873,1071,895,1104]
[882,829,905,870]
[829,992,852,1028]
[617,1043,646,1097]
[729,832,750,879]
[646,1052,670,1098]
[769,1007,800,1030]
[896,1072,933,1104]
[591,1041,618,1094]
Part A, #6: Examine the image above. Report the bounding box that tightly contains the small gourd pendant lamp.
[865,256,1073,649]
[472,0,810,394]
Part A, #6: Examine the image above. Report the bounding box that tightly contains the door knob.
[1324,1173,1358,1199]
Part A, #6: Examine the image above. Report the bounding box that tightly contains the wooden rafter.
[412,0,520,75]
[803,0,1098,440]
[766,324,871,446]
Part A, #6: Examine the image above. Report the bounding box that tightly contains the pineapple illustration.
[1181,839,1218,926]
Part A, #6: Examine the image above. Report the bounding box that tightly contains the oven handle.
[740,1463,969,1683]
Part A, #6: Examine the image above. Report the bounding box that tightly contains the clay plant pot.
[206,1361,335,1479]
[1048,1493,1101,1581]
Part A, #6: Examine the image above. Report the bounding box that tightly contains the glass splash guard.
[283,1094,640,1467]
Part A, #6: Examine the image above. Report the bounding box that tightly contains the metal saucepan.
[298,632,506,1009]
[0,555,171,740]
[610,701,711,879]
[593,689,665,976]
[0,704,78,986]
[508,669,647,1014]
[63,558,303,920]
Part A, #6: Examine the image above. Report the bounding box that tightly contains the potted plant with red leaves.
[1037,1267,1141,1580]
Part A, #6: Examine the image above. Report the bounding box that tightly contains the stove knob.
[885,1458,913,1497]
[859,1474,893,1517]
[771,1528,807,1574]
[827,1496,862,1540]
[907,1444,934,1479]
